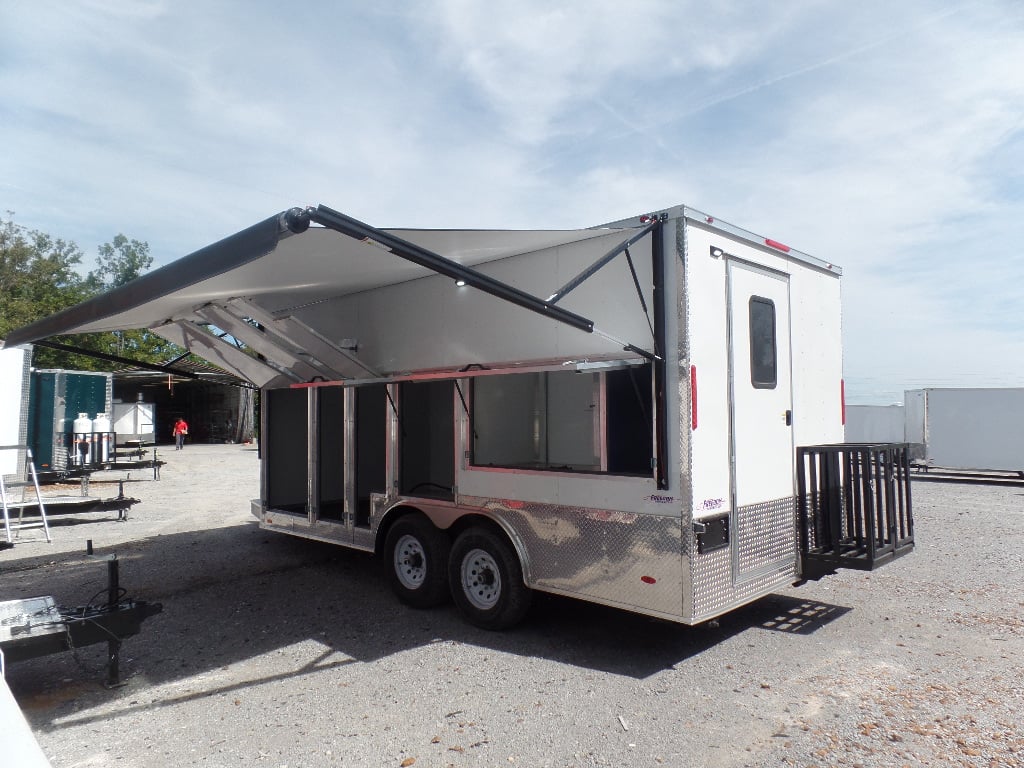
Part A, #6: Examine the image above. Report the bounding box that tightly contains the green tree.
[0,212,88,343]
[1,213,186,370]
[73,232,181,367]
[87,233,153,290]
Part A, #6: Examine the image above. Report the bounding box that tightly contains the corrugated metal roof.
[113,356,251,387]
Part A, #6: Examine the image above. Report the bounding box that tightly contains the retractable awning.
[4,204,659,388]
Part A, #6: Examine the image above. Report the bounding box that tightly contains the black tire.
[384,515,451,608]
[449,527,532,630]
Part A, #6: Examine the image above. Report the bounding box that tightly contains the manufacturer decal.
[646,494,676,504]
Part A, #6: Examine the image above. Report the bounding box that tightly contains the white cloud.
[2,1,1023,400]
[423,0,803,144]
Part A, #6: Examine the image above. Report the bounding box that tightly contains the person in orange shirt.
[173,417,189,450]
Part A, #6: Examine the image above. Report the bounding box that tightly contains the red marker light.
[641,576,657,584]
[765,238,791,252]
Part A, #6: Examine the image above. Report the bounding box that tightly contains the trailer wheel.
[449,527,531,630]
[385,516,451,608]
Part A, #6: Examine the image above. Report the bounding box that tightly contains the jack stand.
[105,556,123,687]
[0,543,161,686]
[116,481,128,521]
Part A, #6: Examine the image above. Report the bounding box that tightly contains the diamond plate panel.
[689,495,798,621]
[736,496,796,575]
[484,501,686,619]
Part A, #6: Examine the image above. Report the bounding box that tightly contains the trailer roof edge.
[595,205,842,277]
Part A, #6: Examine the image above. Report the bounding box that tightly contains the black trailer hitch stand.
[0,543,163,686]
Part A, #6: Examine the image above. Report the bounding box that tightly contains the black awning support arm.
[625,247,658,354]
[33,340,201,379]
[288,205,596,335]
[590,327,659,362]
[545,220,658,305]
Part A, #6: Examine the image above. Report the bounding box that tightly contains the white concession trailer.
[2,203,913,628]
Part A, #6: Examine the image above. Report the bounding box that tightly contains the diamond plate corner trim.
[688,495,798,621]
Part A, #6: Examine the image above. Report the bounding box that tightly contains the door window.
[749,296,777,389]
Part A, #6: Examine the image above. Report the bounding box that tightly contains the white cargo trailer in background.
[845,404,905,444]
[0,346,31,480]
[2,202,914,628]
[112,401,156,444]
[906,388,1024,472]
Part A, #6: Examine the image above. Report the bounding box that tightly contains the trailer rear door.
[727,260,795,579]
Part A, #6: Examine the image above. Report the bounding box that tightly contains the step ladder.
[1,446,52,546]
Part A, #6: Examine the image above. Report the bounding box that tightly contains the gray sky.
[2,0,1022,403]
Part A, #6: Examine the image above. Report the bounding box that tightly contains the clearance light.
[455,279,467,287]
[641,576,657,584]
[765,238,791,253]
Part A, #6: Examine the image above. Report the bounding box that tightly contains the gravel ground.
[2,444,1021,768]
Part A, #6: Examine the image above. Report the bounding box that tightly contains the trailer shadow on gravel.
[4,523,851,731]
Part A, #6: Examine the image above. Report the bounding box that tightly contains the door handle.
[784,409,793,426]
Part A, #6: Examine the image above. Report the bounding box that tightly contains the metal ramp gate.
[1,446,52,546]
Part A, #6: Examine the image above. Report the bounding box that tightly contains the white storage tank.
[92,412,112,463]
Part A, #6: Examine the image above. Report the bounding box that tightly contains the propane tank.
[73,413,93,466]
[92,412,112,463]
